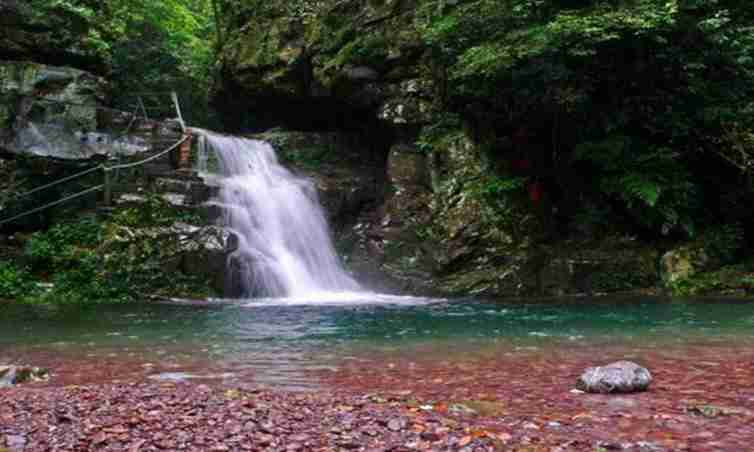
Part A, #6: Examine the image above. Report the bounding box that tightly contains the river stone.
[576,361,652,394]
[0,365,49,387]
[0,365,17,387]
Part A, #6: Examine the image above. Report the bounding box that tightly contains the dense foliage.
[416,0,754,241]
[0,198,216,304]
[3,0,753,300]
[19,0,219,125]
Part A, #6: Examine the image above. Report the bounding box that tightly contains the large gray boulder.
[576,361,652,394]
[0,61,154,160]
[0,1,107,73]
[104,222,233,296]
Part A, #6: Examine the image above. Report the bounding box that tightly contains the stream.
[2,295,754,390]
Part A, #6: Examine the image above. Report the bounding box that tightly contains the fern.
[575,136,697,235]
[613,173,662,207]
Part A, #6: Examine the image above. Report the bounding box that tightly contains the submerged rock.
[0,365,49,387]
[0,365,16,387]
[576,361,652,394]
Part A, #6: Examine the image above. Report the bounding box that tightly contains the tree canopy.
[415,0,754,238]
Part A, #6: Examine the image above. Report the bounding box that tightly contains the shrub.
[0,262,36,300]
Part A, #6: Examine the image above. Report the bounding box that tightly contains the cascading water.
[198,132,360,298]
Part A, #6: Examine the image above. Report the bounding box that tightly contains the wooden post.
[137,97,149,121]
[171,91,186,132]
[103,166,112,206]
[178,133,193,171]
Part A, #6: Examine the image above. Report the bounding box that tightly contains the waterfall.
[199,132,360,298]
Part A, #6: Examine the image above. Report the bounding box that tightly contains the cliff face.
[0,0,123,160]
[0,0,108,75]
[215,0,661,297]
[214,0,432,132]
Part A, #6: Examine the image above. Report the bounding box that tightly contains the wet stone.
[0,366,17,388]
[0,365,49,387]
[387,418,406,431]
[4,434,27,452]
[577,361,652,394]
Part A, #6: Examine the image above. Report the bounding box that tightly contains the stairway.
[108,168,222,223]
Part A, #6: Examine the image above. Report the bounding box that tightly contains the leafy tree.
[417,0,754,239]
[18,0,219,126]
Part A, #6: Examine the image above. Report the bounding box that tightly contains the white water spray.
[199,133,360,298]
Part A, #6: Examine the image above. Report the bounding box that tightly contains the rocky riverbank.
[3,337,754,451]
[2,355,754,452]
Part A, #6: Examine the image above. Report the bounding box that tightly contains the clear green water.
[2,296,753,387]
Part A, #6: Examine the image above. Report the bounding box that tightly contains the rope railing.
[0,185,105,227]
[8,165,104,202]
[0,90,192,226]
[107,134,189,172]
[6,103,141,203]
[0,134,191,227]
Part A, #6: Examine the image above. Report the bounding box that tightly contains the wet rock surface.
[0,383,515,451]
[3,341,754,451]
[577,361,653,394]
[0,61,152,161]
[104,222,232,295]
[0,365,49,388]
[0,2,107,74]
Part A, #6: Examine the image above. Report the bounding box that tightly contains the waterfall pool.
[2,295,754,390]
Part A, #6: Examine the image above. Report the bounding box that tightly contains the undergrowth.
[1,194,216,305]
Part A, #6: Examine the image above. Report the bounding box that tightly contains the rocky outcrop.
[215,1,432,132]
[0,60,156,161]
[660,244,717,286]
[247,127,661,296]
[214,2,665,297]
[577,361,652,394]
[0,1,107,74]
[103,221,233,296]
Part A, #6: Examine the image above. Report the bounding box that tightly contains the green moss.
[331,33,390,68]
[0,261,36,300]
[7,194,218,305]
[668,264,754,297]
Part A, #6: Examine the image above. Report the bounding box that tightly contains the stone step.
[113,193,222,222]
[154,177,193,194]
[153,177,217,204]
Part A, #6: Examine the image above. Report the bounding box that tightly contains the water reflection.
[1,296,753,388]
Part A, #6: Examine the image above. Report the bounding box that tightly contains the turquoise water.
[2,296,754,387]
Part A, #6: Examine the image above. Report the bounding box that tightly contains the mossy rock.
[660,244,717,286]
[216,0,431,125]
[0,2,108,73]
[667,264,754,297]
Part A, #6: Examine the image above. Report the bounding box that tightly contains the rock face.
[214,2,664,297]
[245,128,661,296]
[104,221,233,296]
[0,1,107,74]
[215,1,432,131]
[0,60,154,161]
[576,361,652,394]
